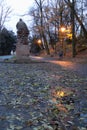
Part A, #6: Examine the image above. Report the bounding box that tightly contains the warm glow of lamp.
[37,39,41,44]
[60,27,66,32]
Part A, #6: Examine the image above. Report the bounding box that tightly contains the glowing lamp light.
[60,27,66,32]
[37,39,41,44]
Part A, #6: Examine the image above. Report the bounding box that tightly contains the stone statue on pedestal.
[16,19,30,59]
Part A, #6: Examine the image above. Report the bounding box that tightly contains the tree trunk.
[39,0,50,54]
[64,0,87,39]
[71,0,76,57]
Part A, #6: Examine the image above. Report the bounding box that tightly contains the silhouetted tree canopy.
[0,28,16,55]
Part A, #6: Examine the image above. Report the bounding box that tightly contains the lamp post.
[60,26,66,56]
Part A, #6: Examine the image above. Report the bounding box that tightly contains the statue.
[16,18,29,45]
[16,19,30,58]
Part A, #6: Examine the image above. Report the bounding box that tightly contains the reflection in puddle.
[56,91,65,98]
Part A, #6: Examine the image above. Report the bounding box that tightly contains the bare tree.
[0,0,12,31]
[33,0,50,54]
[29,0,87,56]
[64,0,87,38]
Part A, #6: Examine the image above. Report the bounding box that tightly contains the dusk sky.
[5,0,34,33]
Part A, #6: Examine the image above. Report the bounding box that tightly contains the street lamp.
[60,26,66,33]
[37,39,42,49]
[37,39,42,44]
[59,26,66,56]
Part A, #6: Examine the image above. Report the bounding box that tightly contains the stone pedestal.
[16,44,30,63]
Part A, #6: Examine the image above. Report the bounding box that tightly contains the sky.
[5,0,34,33]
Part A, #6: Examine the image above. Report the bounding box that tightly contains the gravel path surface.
[0,62,87,130]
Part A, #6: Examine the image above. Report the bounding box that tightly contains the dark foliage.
[0,28,17,55]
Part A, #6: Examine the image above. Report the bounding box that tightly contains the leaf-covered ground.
[0,62,87,130]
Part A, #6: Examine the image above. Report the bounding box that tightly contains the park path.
[30,55,87,77]
[0,52,87,77]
